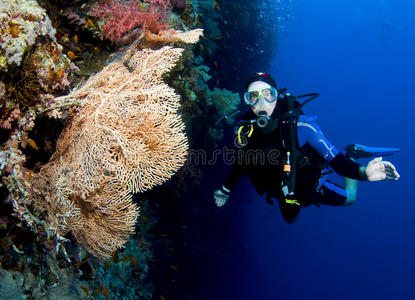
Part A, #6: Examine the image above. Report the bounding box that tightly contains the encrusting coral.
[0,0,56,71]
[27,29,203,260]
[0,0,76,130]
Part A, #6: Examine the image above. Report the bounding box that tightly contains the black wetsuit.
[222,111,366,223]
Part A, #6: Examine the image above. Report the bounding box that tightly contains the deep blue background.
[209,1,415,299]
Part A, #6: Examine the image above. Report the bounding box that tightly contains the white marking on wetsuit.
[319,138,336,160]
[297,122,317,132]
[298,121,337,161]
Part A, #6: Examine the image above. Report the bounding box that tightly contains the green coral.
[0,56,7,69]
[208,87,241,124]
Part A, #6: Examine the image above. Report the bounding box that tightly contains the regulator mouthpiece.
[256,111,269,128]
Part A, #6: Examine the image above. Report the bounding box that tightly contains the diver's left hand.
[365,157,400,181]
[214,189,229,207]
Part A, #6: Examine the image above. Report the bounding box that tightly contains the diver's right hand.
[214,186,230,207]
[365,157,400,181]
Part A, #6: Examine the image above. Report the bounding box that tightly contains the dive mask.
[243,87,278,106]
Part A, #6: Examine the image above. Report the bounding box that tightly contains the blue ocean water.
[2,1,412,299]
[206,1,415,299]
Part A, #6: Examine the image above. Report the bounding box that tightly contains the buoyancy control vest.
[234,90,320,206]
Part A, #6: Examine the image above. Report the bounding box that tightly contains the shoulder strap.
[278,94,303,202]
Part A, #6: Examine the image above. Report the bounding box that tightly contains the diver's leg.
[277,199,301,224]
[343,177,359,205]
[315,181,349,206]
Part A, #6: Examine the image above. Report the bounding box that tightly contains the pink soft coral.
[91,0,171,43]
[0,105,20,130]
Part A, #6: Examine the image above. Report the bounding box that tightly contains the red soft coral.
[143,0,171,33]
[91,0,171,44]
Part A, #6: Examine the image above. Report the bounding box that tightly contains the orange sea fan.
[30,29,203,259]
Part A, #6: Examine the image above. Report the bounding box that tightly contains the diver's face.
[246,81,277,116]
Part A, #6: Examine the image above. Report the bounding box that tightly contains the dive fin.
[345,143,400,159]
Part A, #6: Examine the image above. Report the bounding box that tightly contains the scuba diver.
[213,72,400,223]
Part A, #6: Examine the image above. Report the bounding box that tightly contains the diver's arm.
[297,117,400,181]
[214,163,244,207]
[223,163,244,191]
[329,153,367,180]
[297,116,366,180]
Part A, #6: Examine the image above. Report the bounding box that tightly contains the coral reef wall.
[0,0,284,298]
